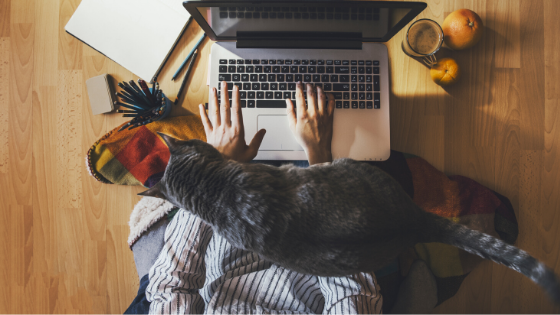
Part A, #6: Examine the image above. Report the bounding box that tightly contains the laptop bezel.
[183,0,427,43]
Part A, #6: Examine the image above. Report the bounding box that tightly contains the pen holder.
[114,78,172,131]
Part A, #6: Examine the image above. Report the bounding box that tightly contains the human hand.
[199,81,266,162]
[286,82,335,165]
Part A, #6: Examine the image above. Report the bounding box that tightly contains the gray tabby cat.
[140,134,560,304]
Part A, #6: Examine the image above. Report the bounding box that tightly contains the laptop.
[184,1,426,161]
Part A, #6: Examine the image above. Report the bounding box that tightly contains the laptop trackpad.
[257,115,303,151]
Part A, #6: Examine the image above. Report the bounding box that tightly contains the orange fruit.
[442,9,483,50]
[430,58,460,86]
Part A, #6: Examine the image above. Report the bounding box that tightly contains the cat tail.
[426,214,560,305]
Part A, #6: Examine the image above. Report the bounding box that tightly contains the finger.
[232,85,244,132]
[220,81,230,126]
[326,93,335,116]
[316,85,326,115]
[286,98,297,134]
[199,104,213,136]
[224,85,237,126]
[306,83,317,117]
[295,82,306,119]
[246,129,267,161]
[210,87,220,126]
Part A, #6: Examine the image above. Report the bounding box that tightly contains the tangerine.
[430,58,460,86]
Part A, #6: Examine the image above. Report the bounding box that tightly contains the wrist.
[305,147,332,165]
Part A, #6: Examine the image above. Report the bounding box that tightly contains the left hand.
[199,81,266,162]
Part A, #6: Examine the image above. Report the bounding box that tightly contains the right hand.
[286,82,335,165]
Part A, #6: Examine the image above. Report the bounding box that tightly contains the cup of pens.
[114,77,172,131]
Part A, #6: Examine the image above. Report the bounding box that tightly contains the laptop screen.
[184,1,426,42]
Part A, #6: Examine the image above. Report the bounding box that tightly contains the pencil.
[171,33,206,81]
[138,79,155,104]
[175,49,198,105]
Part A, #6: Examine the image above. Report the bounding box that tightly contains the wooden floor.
[0,0,558,313]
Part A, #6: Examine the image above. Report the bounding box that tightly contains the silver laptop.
[184,1,426,161]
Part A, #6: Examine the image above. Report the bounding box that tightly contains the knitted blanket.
[86,116,518,308]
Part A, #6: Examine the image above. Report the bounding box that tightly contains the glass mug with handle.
[402,19,443,67]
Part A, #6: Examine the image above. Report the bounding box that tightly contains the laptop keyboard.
[218,7,381,21]
[217,59,381,110]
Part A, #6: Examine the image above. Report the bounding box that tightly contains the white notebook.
[65,0,191,82]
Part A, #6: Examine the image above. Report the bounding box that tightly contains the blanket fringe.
[128,196,176,249]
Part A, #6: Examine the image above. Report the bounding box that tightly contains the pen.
[175,49,198,105]
[138,79,155,104]
[171,33,206,81]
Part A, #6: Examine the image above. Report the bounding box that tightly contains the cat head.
[137,133,223,201]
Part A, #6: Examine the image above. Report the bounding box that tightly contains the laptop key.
[257,91,264,99]
[252,83,260,90]
[359,101,365,109]
[310,60,317,65]
[282,66,290,73]
[261,83,269,90]
[264,66,271,73]
[336,101,342,108]
[351,60,357,65]
[351,75,357,82]
[317,60,325,65]
[351,92,358,100]
[301,60,309,65]
[323,83,331,91]
[285,60,292,65]
[234,83,242,89]
[248,100,255,108]
[288,83,296,90]
[241,74,249,81]
[255,66,263,73]
[228,66,236,73]
[270,83,278,90]
[342,60,349,65]
[272,66,280,73]
[373,60,380,65]
[321,74,329,82]
[343,92,350,100]
[257,100,286,108]
[243,83,251,90]
[359,84,365,91]
[313,75,321,82]
[351,84,357,91]
[333,84,349,91]
[293,60,300,65]
[268,74,276,81]
[248,91,255,98]
[299,66,307,73]
[291,66,299,73]
[252,59,260,64]
[330,75,338,82]
[352,101,358,109]
[279,83,287,90]
[244,59,252,64]
[240,100,246,108]
[303,74,312,82]
[259,74,267,82]
[366,84,372,91]
[269,60,276,65]
[326,60,333,65]
[246,66,254,73]
[308,66,316,73]
[359,75,365,82]
[366,67,372,74]
[219,66,228,73]
[240,91,246,99]
[340,75,349,82]
[351,67,357,74]
[261,59,268,64]
[373,67,379,74]
[366,93,372,100]
[366,60,372,66]
[374,93,380,108]
[220,59,227,64]
[374,76,380,91]
[277,60,284,65]
[366,75,372,83]
[358,67,365,74]
[367,101,373,109]
[326,66,334,73]
[274,92,283,99]
[237,59,244,64]
[317,66,325,74]
[286,74,294,82]
[229,59,236,64]
[343,101,350,108]
[295,74,302,82]
[218,74,231,81]
[358,60,364,65]
[284,92,291,99]
[250,74,258,81]
[334,60,341,65]
[359,93,365,100]
[333,92,342,99]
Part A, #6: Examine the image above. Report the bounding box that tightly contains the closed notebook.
[65,0,191,82]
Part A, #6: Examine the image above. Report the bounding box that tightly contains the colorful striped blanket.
[86,116,518,308]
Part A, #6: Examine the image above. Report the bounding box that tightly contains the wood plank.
[0,0,9,37]
[9,23,34,206]
[492,0,521,68]
[544,0,560,101]
[518,0,545,150]
[0,38,9,173]
[58,0,82,70]
[33,0,59,86]
[56,70,83,209]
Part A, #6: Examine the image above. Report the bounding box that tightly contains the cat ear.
[157,132,187,154]
[137,182,167,200]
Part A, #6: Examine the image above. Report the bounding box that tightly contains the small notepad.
[65,0,191,82]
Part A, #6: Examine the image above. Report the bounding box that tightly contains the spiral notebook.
[65,0,191,82]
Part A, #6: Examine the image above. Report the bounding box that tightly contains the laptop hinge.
[236,32,362,50]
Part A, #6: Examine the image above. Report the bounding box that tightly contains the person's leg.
[389,260,438,314]
[132,217,170,279]
[124,218,170,314]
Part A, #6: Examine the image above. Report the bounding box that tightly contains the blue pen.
[171,33,207,81]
